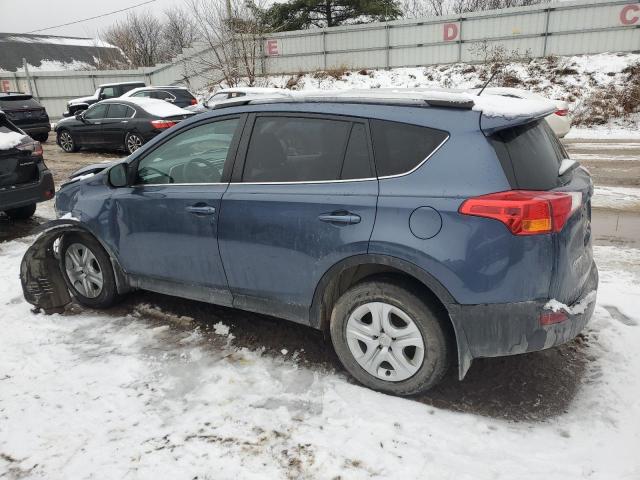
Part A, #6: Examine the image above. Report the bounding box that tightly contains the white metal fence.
[2,0,638,119]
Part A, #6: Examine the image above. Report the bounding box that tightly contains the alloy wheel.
[345,302,425,382]
[126,134,143,153]
[64,243,104,298]
[59,132,74,152]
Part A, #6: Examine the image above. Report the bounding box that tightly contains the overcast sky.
[0,0,188,38]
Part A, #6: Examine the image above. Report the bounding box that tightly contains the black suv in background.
[64,81,146,117]
[0,111,54,219]
[0,92,51,142]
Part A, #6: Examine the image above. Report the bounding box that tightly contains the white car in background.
[187,87,289,113]
[472,87,572,137]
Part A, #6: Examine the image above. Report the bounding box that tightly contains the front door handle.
[185,205,216,215]
[318,212,361,225]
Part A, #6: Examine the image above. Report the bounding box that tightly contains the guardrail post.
[386,24,391,69]
[542,8,551,56]
[458,18,464,63]
[322,30,327,70]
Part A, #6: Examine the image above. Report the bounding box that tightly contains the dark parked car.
[0,111,54,219]
[63,81,146,117]
[121,86,198,108]
[0,92,51,142]
[49,90,598,396]
[55,98,194,154]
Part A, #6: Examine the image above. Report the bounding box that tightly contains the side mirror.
[108,163,128,188]
[75,112,84,121]
[98,93,106,100]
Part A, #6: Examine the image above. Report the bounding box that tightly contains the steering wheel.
[183,158,222,183]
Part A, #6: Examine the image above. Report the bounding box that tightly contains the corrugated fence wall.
[2,0,638,119]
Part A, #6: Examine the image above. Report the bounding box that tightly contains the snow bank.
[211,52,640,134]
[0,131,24,150]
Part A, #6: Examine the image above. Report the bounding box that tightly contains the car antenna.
[477,67,500,96]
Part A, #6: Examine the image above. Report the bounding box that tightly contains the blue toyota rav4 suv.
[47,90,597,395]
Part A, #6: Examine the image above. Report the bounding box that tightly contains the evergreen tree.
[253,0,402,31]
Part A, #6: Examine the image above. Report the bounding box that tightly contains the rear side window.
[370,119,448,177]
[242,116,352,182]
[491,120,568,190]
[106,104,131,118]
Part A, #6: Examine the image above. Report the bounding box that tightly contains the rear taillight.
[540,310,568,325]
[459,190,582,235]
[16,141,43,157]
[151,120,176,129]
[555,109,569,116]
[190,98,198,105]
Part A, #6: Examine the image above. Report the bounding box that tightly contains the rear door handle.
[185,205,216,215]
[318,212,361,225]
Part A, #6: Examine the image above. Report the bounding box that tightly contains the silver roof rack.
[212,89,476,110]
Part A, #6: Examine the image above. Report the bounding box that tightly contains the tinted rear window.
[370,119,448,177]
[490,120,568,190]
[0,95,42,110]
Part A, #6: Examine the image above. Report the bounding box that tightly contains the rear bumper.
[21,124,51,136]
[0,169,55,211]
[449,261,598,374]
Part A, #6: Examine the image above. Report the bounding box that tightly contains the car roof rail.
[211,89,476,110]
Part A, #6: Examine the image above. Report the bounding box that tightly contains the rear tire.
[57,130,78,152]
[5,203,36,220]
[125,132,144,154]
[330,278,451,396]
[60,232,119,309]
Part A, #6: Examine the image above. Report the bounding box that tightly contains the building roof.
[0,33,123,72]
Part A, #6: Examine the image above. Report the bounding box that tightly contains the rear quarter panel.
[368,108,555,305]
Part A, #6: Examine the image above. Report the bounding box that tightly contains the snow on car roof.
[229,88,556,119]
[124,97,192,117]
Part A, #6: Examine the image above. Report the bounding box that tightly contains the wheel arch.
[310,254,473,379]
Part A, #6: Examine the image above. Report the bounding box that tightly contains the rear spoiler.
[479,104,555,136]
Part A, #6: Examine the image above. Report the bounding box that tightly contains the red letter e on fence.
[620,4,640,25]
[443,23,459,41]
[266,39,279,56]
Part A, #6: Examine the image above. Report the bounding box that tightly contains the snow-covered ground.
[1,235,639,478]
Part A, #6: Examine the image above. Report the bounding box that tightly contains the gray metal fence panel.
[2,1,638,119]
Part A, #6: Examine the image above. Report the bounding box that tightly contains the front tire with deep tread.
[330,278,451,396]
[60,232,119,309]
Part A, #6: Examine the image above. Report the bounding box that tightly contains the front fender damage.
[21,220,93,312]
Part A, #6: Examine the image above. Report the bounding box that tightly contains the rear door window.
[490,120,568,190]
[241,116,352,182]
[341,123,373,180]
[369,119,448,177]
[106,104,130,118]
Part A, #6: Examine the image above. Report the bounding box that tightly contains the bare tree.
[102,12,170,68]
[401,0,548,17]
[186,0,266,87]
[164,7,199,57]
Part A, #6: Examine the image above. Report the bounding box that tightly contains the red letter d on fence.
[443,23,459,41]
